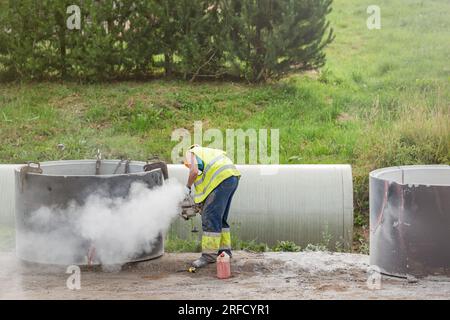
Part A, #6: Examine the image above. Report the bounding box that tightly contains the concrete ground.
[1,250,450,300]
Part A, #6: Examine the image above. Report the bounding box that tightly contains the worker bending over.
[184,145,241,268]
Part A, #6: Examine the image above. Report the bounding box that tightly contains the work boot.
[191,255,214,269]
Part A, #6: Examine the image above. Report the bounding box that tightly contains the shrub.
[273,240,301,252]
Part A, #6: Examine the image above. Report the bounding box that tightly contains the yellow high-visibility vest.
[190,147,241,203]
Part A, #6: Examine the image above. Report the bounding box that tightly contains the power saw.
[180,195,202,220]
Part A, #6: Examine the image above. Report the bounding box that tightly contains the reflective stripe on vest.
[194,154,227,187]
[190,147,240,203]
[194,164,237,198]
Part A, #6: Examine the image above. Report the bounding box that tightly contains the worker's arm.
[186,151,198,189]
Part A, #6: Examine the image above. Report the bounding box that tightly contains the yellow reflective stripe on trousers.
[202,232,221,254]
[220,229,231,250]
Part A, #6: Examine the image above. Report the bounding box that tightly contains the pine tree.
[224,0,335,82]
[152,0,183,77]
[0,0,61,80]
[121,0,160,77]
[175,0,228,81]
[0,0,335,82]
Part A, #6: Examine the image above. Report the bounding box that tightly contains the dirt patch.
[337,112,355,123]
[1,250,450,300]
[51,93,86,114]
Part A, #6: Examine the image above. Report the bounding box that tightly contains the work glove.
[184,186,192,197]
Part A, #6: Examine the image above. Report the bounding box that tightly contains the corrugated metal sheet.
[0,164,24,225]
[168,164,353,248]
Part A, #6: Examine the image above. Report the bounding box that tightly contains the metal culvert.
[168,164,354,248]
[14,160,167,265]
[0,165,23,225]
[370,165,450,277]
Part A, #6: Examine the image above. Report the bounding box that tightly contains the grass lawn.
[0,0,449,252]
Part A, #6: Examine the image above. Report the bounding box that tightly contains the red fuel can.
[216,252,231,279]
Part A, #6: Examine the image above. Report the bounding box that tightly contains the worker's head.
[183,145,200,168]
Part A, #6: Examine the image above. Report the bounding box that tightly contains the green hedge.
[0,0,334,82]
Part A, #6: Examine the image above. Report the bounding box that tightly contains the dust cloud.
[17,179,185,267]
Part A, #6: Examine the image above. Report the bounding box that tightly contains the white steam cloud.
[17,179,185,267]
